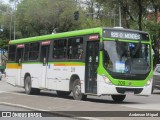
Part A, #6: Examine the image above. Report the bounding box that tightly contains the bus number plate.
[118,81,125,86]
[125,91,134,95]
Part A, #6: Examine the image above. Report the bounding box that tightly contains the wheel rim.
[74,84,81,97]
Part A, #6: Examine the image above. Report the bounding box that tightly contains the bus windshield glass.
[103,41,150,79]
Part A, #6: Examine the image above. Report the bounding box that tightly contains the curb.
[0,102,99,120]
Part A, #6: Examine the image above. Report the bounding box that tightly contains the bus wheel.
[24,76,40,95]
[151,88,154,94]
[56,91,71,97]
[111,95,126,102]
[72,79,87,100]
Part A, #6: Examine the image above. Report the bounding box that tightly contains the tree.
[143,0,160,66]
[0,2,11,41]
[15,0,81,37]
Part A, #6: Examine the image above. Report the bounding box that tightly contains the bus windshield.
[103,41,151,79]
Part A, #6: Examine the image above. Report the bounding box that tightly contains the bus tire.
[151,88,154,94]
[56,91,71,97]
[72,79,87,100]
[111,95,126,102]
[24,76,40,95]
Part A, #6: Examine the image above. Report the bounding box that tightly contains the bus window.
[16,48,24,63]
[67,37,83,59]
[53,39,67,59]
[8,45,16,61]
[24,44,30,61]
[29,43,40,60]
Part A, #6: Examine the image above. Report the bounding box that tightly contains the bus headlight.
[102,74,112,84]
[146,77,152,86]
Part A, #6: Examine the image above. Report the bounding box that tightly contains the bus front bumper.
[97,76,152,96]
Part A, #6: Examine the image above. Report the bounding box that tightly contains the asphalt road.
[1,77,160,120]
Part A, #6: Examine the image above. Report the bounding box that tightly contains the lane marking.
[0,91,5,93]
[0,91,30,96]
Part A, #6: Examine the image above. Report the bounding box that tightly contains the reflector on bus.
[17,44,24,48]
[41,41,51,45]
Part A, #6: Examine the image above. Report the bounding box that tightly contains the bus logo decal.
[128,82,132,86]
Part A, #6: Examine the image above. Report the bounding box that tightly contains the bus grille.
[116,87,143,94]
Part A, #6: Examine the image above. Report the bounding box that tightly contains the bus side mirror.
[43,58,46,66]
[99,42,104,51]
[18,59,22,65]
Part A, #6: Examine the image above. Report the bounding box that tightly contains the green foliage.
[0,39,9,49]
[16,0,79,37]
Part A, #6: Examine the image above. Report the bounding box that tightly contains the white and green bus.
[6,27,153,102]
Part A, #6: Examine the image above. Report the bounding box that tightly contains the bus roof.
[9,27,149,45]
[9,27,102,45]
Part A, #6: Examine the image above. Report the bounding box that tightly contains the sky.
[0,0,9,4]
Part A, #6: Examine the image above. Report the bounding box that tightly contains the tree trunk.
[137,0,142,31]
[152,3,159,66]
[152,37,159,67]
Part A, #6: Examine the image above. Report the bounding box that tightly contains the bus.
[6,27,153,102]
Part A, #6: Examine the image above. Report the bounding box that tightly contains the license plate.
[125,91,134,95]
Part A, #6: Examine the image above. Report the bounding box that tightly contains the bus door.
[85,41,99,94]
[16,44,24,86]
[40,41,50,88]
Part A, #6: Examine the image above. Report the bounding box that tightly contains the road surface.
[1,77,160,120]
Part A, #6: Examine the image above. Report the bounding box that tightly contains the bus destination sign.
[110,31,140,40]
[103,29,149,41]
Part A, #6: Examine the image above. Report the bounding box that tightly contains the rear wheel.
[72,79,87,100]
[111,95,126,102]
[24,76,40,95]
[56,91,71,97]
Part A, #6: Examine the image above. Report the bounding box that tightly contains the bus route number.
[118,81,125,86]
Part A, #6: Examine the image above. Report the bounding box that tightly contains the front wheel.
[111,95,126,102]
[151,88,154,94]
[72,79,87,100]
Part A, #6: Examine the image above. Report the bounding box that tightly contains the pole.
[114,7,116,27]
[10,11,12,40]
[75,0,77,8]
[119,3,122,27]
[13,0,16,40]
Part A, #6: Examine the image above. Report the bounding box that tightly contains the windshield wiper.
[123,73,136,76]
[132,41,141,56]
